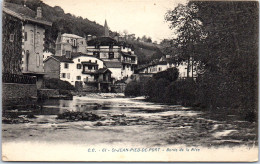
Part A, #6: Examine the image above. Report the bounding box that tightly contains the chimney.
[36,7,42,18]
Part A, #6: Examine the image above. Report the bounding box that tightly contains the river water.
[2,93,257,148]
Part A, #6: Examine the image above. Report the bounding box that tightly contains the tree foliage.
[164,1,258,121]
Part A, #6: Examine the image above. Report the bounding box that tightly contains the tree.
[165,3,207,77]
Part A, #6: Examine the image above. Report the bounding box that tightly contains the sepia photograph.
[1,0,259,162]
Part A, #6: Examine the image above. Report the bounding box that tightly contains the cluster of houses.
[2,2,197,94]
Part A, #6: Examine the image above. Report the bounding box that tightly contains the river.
[2,93,258,161]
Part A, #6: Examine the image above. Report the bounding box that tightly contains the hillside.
[5,0,164,64]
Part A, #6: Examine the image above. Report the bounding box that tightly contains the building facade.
[2,2,52,89]
[55,33,87,57]
[44,53,112,92]
[86,37,137,80]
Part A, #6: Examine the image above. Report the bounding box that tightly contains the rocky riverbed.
[2,93,257,148]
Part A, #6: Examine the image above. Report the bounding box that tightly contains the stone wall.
[2,83,37,103]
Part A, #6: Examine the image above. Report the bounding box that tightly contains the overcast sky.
[43,0,187,42]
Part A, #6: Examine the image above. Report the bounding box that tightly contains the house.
[86,20,138,80]
[136,55,198,79]
[137,61,171,74]
[2,2,52,89]
[55,33,87,57]
[44,52,112,92]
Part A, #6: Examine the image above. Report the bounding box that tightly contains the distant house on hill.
[44,52,112,92]
[2,2,52,89]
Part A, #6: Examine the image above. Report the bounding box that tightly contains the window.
[93,51,100,58]
[81,41,83,44]
[62,73,66,78]
[65,51,71,58]
[9,34,14,42]
[89,60,91,63]
[36,53,40,67]
[24,32,27,41]
[109,52,114,59]
[76,76,81,80]
[95,60,97,63]
[88,66,92,70]
[64,63,69,69]
[159,67,161,71]
[67,73,70,79]
[77,64,81,69]
[30,31,34,44]
[67,40,69,43]
[73,39,77,47]
[123,65,125,70]
[78,59,80,62]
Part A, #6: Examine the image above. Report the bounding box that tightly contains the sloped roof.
[70,52,104,62]
[104,61,122,68]
[120,51,136,57]
[44,55,73,63]
[3,2,52,26]
[71,52,89,58]
[87,37,118,46]
[62,33,83,39]
[96,68,111,74]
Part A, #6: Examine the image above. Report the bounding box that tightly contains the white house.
[44,52,112,91]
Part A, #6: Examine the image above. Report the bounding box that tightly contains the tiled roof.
[62,33,83,39]
[71,52,89,58]
[44,55,73,63]
[3,2,52,26]
[96,68,111,74]
[104,61,122,68]
[70,52,105,62]
[87,37,118,46]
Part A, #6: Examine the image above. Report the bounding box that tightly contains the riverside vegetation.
[125,1,258,123]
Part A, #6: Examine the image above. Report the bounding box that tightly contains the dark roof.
[87,37,118,46]
[104,61,122,68]
[157,61,168,65]
[118,41,134,49]
[3,2,52,26]
[44,55,73,63]
[120,51,136,57]
[96,68,111,74]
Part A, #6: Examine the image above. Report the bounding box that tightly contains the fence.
[2,73,36,84]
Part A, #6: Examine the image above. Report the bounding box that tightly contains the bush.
[44,78,75,91]
[124,81,142,97]
[153,67,179,81]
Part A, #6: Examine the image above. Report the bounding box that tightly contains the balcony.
[122,59,136,64]
[82,70,97,74]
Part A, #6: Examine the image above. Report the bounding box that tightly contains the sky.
[42,0,187,42]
